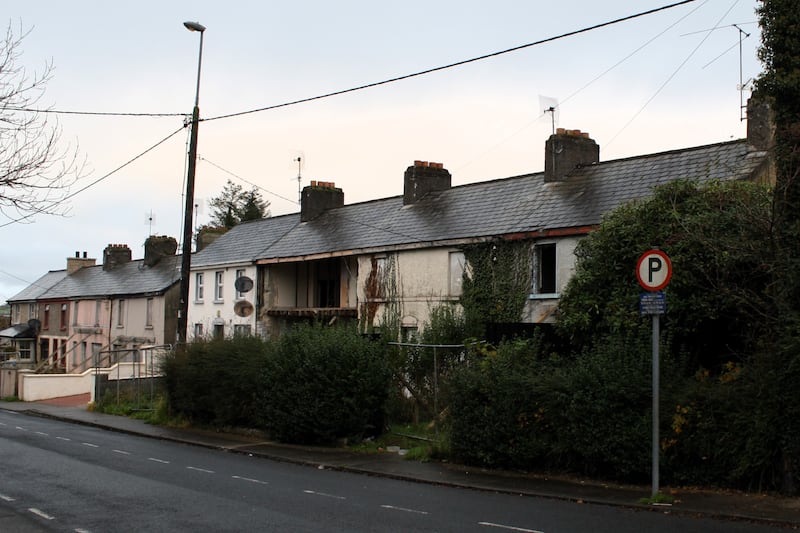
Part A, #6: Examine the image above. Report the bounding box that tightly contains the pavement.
[2,394,799,529]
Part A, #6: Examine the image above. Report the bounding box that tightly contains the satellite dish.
[233,300,254,318]
[234,276,254,293]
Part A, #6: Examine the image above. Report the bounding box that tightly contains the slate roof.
[192,140,768,267]
[36,256,181,300]
[7,270,68,302]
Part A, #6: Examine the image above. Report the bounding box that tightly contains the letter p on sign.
[637,250,672,291]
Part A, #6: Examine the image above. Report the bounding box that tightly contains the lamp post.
[177,21,206,346]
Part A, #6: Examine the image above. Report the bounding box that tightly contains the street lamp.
[177,21,206,346]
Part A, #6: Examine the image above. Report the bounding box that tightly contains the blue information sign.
[639,291,666,315]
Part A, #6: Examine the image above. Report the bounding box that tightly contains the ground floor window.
[233,324,252,336]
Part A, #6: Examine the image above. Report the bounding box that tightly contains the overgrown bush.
[256,323,390,445]
[162,335,267,427]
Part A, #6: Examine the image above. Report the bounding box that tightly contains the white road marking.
[28,508,55,520]
[478,522,544,533]
[303,490,345,500]
[148,457,170,464]
[0,494,15,502]
[113,449,131,455]
[35,431,49,436]
[380,504,429,515]
[232,475,268,485]
[75,529,92,533]
[0,422,7,426]
[15,426,28,431]
[56,436,71,441]
[187,466,215,474]
[82,442,99,448]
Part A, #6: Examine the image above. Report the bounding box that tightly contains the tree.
[0,23,83,223]
[207,179,269,229]
[755,0,800,494]
[556,179,774,372]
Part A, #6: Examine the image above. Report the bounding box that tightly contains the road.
[0,410,784,532]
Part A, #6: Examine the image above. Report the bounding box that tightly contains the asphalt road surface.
[0,410,785,532]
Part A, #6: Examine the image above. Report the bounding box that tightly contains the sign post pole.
[636,249,672,499]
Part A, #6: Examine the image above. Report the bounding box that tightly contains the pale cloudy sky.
[1,0,762,304]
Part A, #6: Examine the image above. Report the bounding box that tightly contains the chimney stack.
[300,181,344,222]
[66,251,96,274]
[403,161,451,205]
[103,244,132,271]
[746,94,775,151]
[144,235,178,266]
[544,129,599,183]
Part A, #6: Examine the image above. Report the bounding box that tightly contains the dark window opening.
[536,244,557,294]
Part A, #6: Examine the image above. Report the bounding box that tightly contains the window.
[117,299,125,327]
[235,269,246,299]
[28,303,36,319]
[18,340,32,360]
[195,272,204,301]
[145,298,154,328]
[214,271,224,302]
[213,323,224,339]
[95,299,102,326]
[13,304,20,323]
[233,324,251,337]
[533,243,557,295]
[449,251,465,297]
[43,305,50,329]
[193,323,204,338]
[73,301,79,326]
[60,303,68,330]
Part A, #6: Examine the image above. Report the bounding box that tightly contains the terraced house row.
[2,100,775,401]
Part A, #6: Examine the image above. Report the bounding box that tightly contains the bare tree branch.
[0,22,85,223]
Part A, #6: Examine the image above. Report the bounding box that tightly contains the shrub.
[162,335,267,427]
[257,323,390,444]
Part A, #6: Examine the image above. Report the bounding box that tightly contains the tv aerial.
[539,95,560,135]
[290,150,306,202]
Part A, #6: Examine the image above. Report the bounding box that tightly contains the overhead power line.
[204,0,698,123]
[3,1,696,123]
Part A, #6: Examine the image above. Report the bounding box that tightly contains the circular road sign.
[636,250,672,291]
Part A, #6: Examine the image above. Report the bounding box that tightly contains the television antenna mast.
[290,151,306,202]
[144,210,156,236]
[538,95,559,135]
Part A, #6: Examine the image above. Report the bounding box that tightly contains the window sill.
[213,300,224,305]
[529,293,560,300]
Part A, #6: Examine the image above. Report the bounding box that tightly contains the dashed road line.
[148,457,170,464]
[15,426,28,431]
[35,431,49,436]
[56,436,71,441]
[113,449,131,455]
[380,504,429,515]
[0,494,15,502]
[303,490,346,500]
[478,522,544,533]
[187,466,215,474]
[232,475,268,485]
[82,442,99,448]
[28,508,55,520]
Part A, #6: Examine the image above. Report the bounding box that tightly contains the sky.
[1,0,764,305]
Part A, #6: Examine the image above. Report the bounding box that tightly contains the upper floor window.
[73,301,80,326]
[13,304,20,323]
[95,299,102,326]
[43,305,50,329]
[235,269,246,299]
[449,251,465,297]
[117,299,125,327]
[214,271,224,302]
[533,243,557,295]
[145,298,154,328]
[60,303,68,330]
[28,303,36,319]
[195,272,204,301]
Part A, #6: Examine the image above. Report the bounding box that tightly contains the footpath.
[2,394,799,529]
